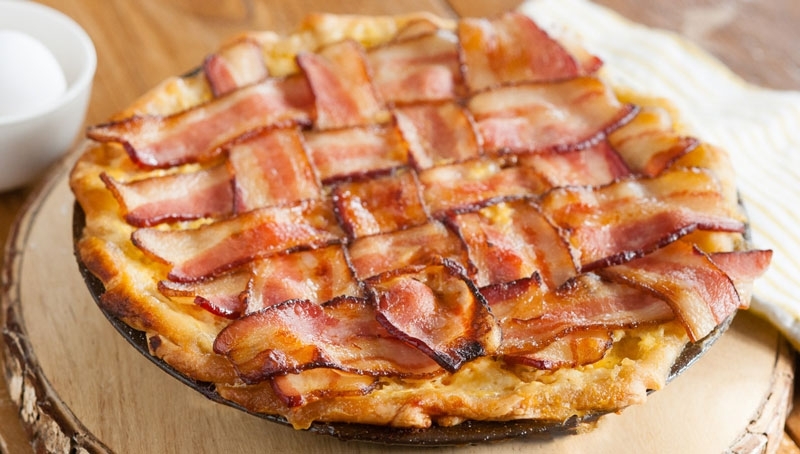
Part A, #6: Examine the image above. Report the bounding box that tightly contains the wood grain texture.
[593,0,800,91]
[0,0,797,452]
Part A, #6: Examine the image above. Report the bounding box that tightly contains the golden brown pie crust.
[70,12,752,431]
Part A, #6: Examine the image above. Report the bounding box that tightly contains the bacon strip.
[458,12,582,92]
[367,261,500,372]
[450,200,576,288]
[479,272,548,322]
[519,140,631,188]
[245,245,363,314]
[87,76,313,168]
[213,297,444,383]
[394,101,482,170]
[297,39,387,129]
[158,271,249,319]
[608,107,698,177]
[204,39,269,97]
[332,168,428,239]
[347,221,470,280]
[101,164,233,227]
[419,157,548,216]
[540,168,747,270]
[271,368,378,408]
[228,128,320,213]
[468,77,636,155]
[599,241,743,342]
[483,273,675,355]
[303,124,408,183]
[368,29,462,104]
[708,249,772,309]
[503,329,612,370]
[132,199,343,282]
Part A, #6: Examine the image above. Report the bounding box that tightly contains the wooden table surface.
[1,1,798,452]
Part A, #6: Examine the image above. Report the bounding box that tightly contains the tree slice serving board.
[1,153,794,453]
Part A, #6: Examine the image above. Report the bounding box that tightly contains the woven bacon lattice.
[86,12,769,407]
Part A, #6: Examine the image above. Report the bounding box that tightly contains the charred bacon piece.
[297,39,388,129]
[600,241,771,341]
[458,12,583,92]
[541,168,747,271]
[483,272,674,356]
[87,75,314,168]
[245,245,363,314]
[213,296,444,383]
[449,199,576,288]
[101,164,233,227]
[468,77,637,155]
[366,260,500,372]
[132,199,343,282]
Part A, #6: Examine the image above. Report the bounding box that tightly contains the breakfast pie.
[69,10,771,436]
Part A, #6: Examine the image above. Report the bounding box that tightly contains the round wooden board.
[1,155,794,454]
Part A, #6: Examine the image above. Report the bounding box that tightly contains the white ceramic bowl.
[0,0,96,192]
